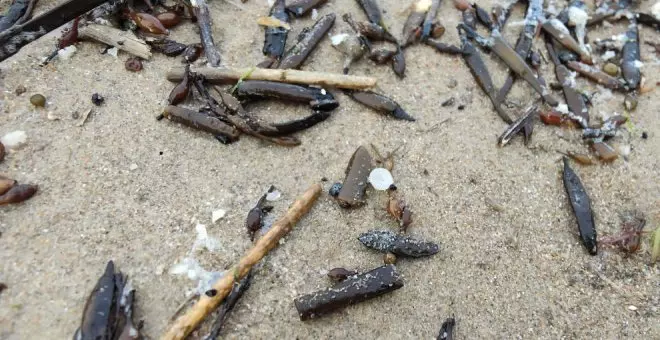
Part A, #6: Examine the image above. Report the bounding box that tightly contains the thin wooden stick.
[161,183,322,340]
[167,67,377,90]
[79,23,151,59]
[192,0,221,66]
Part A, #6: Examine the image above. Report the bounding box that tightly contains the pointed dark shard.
[562,158,597,255]
[437,317,456,340]
[168,64,191,105]
[542,19,592,64]
[344,13,396,43]
[346,90,415,121]
[286,0,329,17]
[358,229,439,258]
[278,13,335,69]
[425,39,464,55]
[473,3,493,30]
[263,0,290,61]
[294,265,404,320]
[235,80,338,111]
[495,0,543,106]
[497,105,538,147]
[402,0,433,47]
[545,40,588,125]
[636,13,660,31]
[492,1,515,31]
[462,7,478,30]
[355,0,384,26]
[336,146,373,208]
[621,20,641,90]
[392,46,406,78]
[461,37,512,123]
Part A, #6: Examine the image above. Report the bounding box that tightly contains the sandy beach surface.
[0,0,658,339]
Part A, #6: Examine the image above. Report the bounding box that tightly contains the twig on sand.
[167,67,377,89]
[79,24,152,59]
[192,0,222,66]
[161,183,322,340]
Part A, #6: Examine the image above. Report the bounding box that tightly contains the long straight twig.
[161,183,322,340]
[192,0,222,66]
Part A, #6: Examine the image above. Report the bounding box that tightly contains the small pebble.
[15,85,26,96]
[447,79,458,88]
[212,209,226,223]
[329,182,342,197]
[125,57,143,72]
[602,63,619,77]
[205,289,217,297]
[641,131,648,139]
[30,94,46,107]
[129,163,138,171]
[441,97,455,107]
[368,168,394,191]
[628,305,637,311]
[266,190,281,201]
[623,94,637,111]
[457,104,465,110]
[1,131,27,149]
[384,252,397,264]
[91,93,104,106]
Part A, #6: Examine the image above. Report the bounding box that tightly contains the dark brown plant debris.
[358,229,439,258]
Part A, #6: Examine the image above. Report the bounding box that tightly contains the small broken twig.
[161,183,322,340]
[167,67,377,89]
[78,24,152,59]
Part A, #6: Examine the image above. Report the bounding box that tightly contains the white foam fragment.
[368,168,394,191]
[311,8,318,20]
[212,209,226,223]
[169,257,225,295]
[601,50,616,61]
[1,131,27,149]
[556,104,570,115]
[193,224,221,252]
[331,33,349,46]
[266,190,281,201]
[618,144,631,158]
[107,47,118,57]
[57,45,77,60]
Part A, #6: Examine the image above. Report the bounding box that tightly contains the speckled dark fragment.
[562,158,597,255]
[358,230,439,258]
[294,265,403,320]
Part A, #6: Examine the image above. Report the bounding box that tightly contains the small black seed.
[329,182,342,197]
[641,132,648,139]
[321,177,328,182]
[205,289,217,297]
[91,93,104,106]
[159,151,163,155]
[388,184,397,191]
[457,104,465,110]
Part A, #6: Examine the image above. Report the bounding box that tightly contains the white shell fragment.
[57,45,77,60]
[193,223,221,252]
[107,47,118,57]
[368,168,394,191]
[212,209,227,223]
[266,190,282,201]
[1,131,27,149]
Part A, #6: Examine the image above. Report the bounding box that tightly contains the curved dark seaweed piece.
[497,105,538,146]
[358,229,439,258]
[402,0,431,47]
[0,183,37,205]
[566,61,623,90]
[263,0,290,61]
[473,3,493,30]
[346,90,415,121]
[203,271,253,340]
[562,158,597,255]
[354,20,398,43]
[621,20,640,90]
[260,111,331,136]
[337,146,372,208]
[294,265,403,320]
[168,64,191,105]
[355,0,383,26]
[546,40,588,125]
[286,0,329,17]
[278,13,335,69]
[236,80,338,111]
[462,8,478,30]
[461,37,512,123]
[246,186,274,240]
[437,317,456,340]
[149,39,187,56]
[425,39,464,55]
[73,261,118,340]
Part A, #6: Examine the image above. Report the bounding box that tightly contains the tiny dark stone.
[457,104,465,110]
[91,93,104,106]
[388,184,397,191]
[641,132,648,139]
[321,177,328,182]
[441,97,455,107]
[329,182,342,197]
[0,282,6,295]
[205,289,218,297]
[423,169,429,176]
[159,151,163,155]
[15,85,26,96]
[327,268,357,282]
